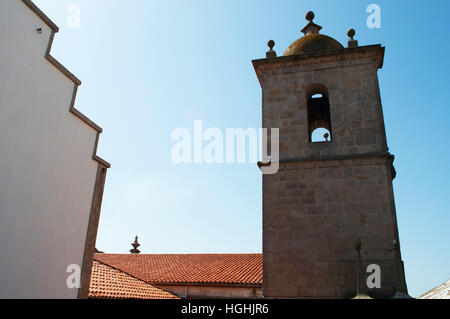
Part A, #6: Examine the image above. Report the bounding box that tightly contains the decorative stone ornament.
[347,28,359,48]
[266,40,277,59]
[130,236,141,254]
[305,11,315,21]
[301,11,323,35]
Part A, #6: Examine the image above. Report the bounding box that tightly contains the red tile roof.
[94,254,263,286]
[89,260,179,299]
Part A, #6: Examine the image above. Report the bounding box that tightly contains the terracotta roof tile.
[94,254,263,286]
[89,260,179,299]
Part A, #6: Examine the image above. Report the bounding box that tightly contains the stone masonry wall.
[260,51,388,161]
[257,49,405,298]
[263,157,401,298]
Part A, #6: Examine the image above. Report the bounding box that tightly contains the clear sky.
[33,0,450,298]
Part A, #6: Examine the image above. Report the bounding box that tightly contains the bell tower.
[253,12,407,298]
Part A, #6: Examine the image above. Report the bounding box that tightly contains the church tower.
[253,12,407,298]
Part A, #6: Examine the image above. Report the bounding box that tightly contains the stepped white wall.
[0,0,101,298]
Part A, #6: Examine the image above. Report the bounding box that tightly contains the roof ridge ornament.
[130,235,141,254]
[301,11,323,35]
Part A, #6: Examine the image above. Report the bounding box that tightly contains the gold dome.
[283,33,344,56]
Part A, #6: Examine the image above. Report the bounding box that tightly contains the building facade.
[0,0,109,298]
[254,12,408,298]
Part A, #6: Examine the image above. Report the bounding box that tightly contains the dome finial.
[305,11,315,22]
[301,11,322,35]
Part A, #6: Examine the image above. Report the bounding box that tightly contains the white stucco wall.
[0,0,100,298]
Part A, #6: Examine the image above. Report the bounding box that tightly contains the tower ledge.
[252,45,385,87]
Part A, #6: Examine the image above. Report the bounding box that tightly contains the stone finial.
[305,11,315,21]
[347,28,355,40]
[301,11,322,35]
[347,28,359,48]
[266,40,277,59]
[130,236,141,254]
[323,132,330,142]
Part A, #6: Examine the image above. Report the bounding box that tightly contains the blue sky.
[33,0,450,298]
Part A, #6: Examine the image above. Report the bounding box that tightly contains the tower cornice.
[252,45,385,87]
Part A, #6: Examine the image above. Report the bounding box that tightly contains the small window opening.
[311,127,331,142]
[308,92,332,143]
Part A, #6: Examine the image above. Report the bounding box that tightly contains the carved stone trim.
[258,152,393,168]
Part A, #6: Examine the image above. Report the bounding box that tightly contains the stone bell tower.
[253,12,407,298]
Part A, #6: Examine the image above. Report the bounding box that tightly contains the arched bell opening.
[307,84,332,143]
